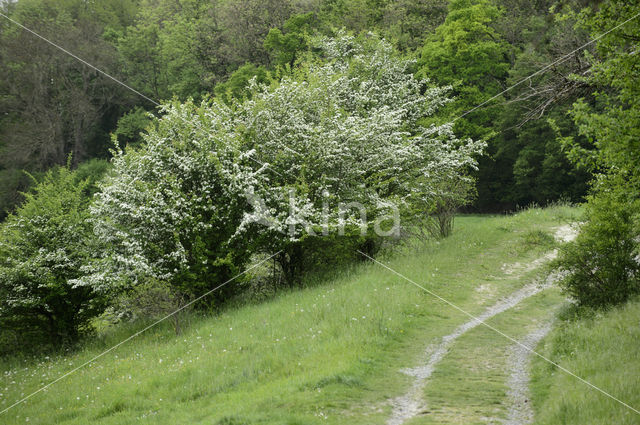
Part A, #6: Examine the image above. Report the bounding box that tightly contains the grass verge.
[531,299,640,425]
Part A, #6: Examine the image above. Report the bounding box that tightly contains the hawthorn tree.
[235,34,485,277]
[84,34,484,297]
[80,100,260,303]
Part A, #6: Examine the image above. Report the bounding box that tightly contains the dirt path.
[386,225,577,425]
[503,321,553,425]
[502,224,578,425]
[386,281,553,425]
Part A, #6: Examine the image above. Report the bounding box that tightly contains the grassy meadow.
[2,205,616,425]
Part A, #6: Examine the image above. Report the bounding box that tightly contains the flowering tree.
[236,34,485,263]
[80,102,262,300]
[84,34,484,295]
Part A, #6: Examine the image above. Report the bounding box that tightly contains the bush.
[236,33,484,277]
[554,182,640,308]
[81,101,257,303]
[0,166,106,348]
[552,2,640,310]
[118,278,191,335]
[114,107,152,147]
[73,158,111,195]
[213,63,270,104]
[81,34,484,304]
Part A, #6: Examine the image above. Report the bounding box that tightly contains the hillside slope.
[531,299,640,425]
[0,207,595,425]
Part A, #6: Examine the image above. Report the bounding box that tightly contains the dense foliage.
[553,1,640,308]
[0,33,483,347]
[0,166,105,347]
[0,0,601,218]
[81,34,482,303]
[84,100,257,302]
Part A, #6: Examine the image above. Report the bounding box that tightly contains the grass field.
[1,205,610,425]
[530,299,640,425]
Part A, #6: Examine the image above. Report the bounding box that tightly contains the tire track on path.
[386,225,577,425]
[387,280,553,425]
[503,321,553,425]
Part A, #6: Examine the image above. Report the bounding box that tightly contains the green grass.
[531,300,640,425]
[0,206,579,425]
[415,288,565,425]
[521,229,556,250]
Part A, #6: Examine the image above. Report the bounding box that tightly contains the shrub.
[213,63,270,104]
[552,2,640,309]
[83,34,484,301]
[236,33,484,277]
[118,278,191,335]
[73,158,111,195]
[114,107,152,146]
[81,101,258,303]
[0,166,105,348]
[554,179,640,308]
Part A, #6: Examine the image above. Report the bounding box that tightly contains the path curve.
[387,281,552,425]
[386,225,577,425]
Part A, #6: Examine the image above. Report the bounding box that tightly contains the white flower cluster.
[80,34,484,293]
[235,33,484,240]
